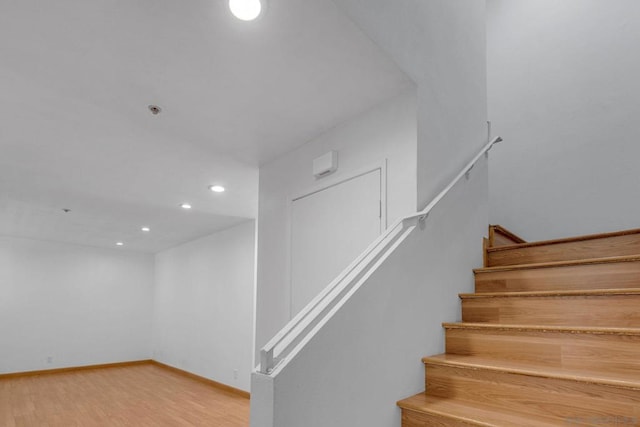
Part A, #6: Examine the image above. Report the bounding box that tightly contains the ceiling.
[0,0,411,253]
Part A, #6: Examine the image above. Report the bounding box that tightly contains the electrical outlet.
[46,356,53,364]
[233,369,238,380]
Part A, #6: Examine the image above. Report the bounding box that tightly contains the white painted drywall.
[152,221,256,392]
[332,0,489,209]
[290,168,381,316]
[255,91,417,362]
[488,0,640,240]
[0,235,154,374]
[252,3,490,422]
[251,154,489,427]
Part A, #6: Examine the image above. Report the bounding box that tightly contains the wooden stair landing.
[398,225,640,426]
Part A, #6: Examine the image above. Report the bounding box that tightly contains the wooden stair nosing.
[459,287,640,299]
[474,254,640,274]
[443,322,640,336]
[486,227,640,253]
[422,354,640,391]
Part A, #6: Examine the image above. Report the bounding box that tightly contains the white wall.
[252,2,489,423]
[153,221,256,392]
[252,153,489,427]
[332,0,488,209]
[255,91,417,360]
[0,235,154,374]
[488,0,640,240]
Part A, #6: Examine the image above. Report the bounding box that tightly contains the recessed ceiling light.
[141,227,151,232]
[208,185,226,193]
[116,242,124,246]
[148,105,162,115]
[229,0,262,21]
[180,203,192,210]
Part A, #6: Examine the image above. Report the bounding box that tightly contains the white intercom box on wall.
[313,150,338,178]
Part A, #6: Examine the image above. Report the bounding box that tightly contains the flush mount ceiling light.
[116,242,124,246]
[180,203,192,210]
[229,0,263,21]
[141,227,151,232]
[208,185,225,193]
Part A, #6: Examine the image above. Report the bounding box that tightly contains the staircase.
[397,225,640,426]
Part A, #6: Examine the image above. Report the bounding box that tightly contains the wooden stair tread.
[443,322,640,335]
[474,254,640,273]
[397,393,559,427]
[423,353,640,390]
[486,227,640,253]
[459,287,640,299]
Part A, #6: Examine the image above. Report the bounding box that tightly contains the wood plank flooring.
[0,363,250,427]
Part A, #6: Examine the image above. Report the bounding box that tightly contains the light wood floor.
[0,363,250,427]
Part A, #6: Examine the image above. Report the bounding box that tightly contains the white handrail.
[258,136,503,374]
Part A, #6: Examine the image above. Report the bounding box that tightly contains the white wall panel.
[0,236,154,374]
[153,221,256,392]
[252,155,488,427]
[255,92,417,362]
[488,0,640,240]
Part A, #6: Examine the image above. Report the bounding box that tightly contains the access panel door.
[290,168,382,317]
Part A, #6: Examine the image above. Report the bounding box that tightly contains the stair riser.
[445,328,640,375]
[401,409,480,427]
[461,294,640,327]
[425,363,640,423]
[487,233,640,267]
[475,260,640,293]
[399,394,560,427]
